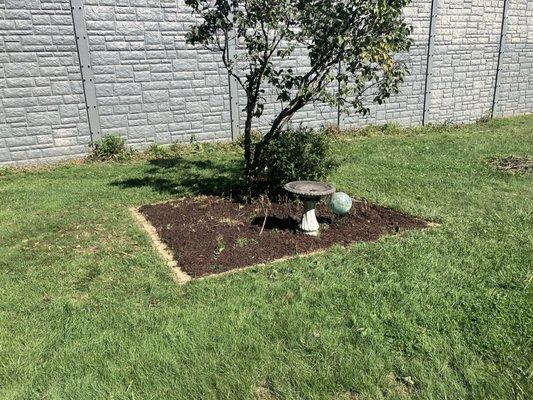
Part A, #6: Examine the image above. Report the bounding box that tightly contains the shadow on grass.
[112,154,245,197]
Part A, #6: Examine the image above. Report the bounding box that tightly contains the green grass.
[1,116,532,400]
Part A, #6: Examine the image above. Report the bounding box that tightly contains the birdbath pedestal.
[284,181,336,236]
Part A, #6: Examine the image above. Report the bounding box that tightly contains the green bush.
[89,135,131,161]
[253,127,337,194]
[147,143,172,159]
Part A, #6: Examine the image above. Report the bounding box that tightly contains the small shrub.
[89,135,131,161]
[380,122,403,135]
[253,127,338,194]
[148,143,171,159]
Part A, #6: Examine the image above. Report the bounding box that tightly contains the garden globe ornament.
[284,181,336,236]
[329,192,352,215]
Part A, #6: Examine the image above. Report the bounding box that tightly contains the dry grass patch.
[488,155,532,173]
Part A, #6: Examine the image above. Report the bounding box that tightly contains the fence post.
[69,0,101,143]
[422,0,439,126]
[227,2,240,140]
[491,0,510,118]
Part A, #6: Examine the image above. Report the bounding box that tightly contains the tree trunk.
[243,81,261,182]
[243,106,254,178]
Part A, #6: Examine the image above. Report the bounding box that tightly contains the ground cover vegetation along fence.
[0,0,531,166]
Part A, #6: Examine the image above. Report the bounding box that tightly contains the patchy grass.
[0,115,532,399]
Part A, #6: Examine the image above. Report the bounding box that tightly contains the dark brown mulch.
[139,196,428,278]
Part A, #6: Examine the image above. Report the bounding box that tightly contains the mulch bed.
[139,196,428,279]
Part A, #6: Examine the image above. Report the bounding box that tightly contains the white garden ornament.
[284,181,336,236]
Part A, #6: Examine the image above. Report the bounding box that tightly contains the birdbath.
[284,181,336,236]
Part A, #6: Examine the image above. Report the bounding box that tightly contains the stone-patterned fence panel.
[0,0,531,165]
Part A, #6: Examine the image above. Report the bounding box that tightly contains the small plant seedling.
[148,143,171,159]
[258,195,272,235]
[219,217,243,227]
[234,237,258,249]
[214,234,226,257]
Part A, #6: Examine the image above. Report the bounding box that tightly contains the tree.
[185,0,412,179]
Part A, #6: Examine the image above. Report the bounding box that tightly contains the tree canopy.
[185,0,412,177]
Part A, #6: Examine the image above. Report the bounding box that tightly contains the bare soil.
[139,196,428,278]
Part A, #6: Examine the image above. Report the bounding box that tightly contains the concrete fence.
[0,0,532,166]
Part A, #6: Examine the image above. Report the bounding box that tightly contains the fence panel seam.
[422,0,439,126]
[70,0,101,143]
[492,0,510,118]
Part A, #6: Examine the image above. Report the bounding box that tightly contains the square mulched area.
[138,196,429,279]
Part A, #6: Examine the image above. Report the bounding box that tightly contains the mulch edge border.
[194,248,330,283]
[130,204,332,284]
[130,199,441,284]
[129,206,192,284]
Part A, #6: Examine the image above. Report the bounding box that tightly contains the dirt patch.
[137,196,427,279]
[254,380,276,400]
[489,155,532,173]
[382,372,414,399]
[335,391,363,400]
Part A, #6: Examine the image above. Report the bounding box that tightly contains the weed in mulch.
[235,237,258,248]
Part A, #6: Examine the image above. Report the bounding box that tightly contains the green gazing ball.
[329,192,352,215]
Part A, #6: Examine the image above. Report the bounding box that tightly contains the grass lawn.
[0,116,532,400]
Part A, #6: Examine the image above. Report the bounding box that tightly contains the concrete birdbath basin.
[284,181,336,236]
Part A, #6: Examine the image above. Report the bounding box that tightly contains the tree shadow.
[112,154,245,198]
[250,213,332,232]
[250,215,299,232]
